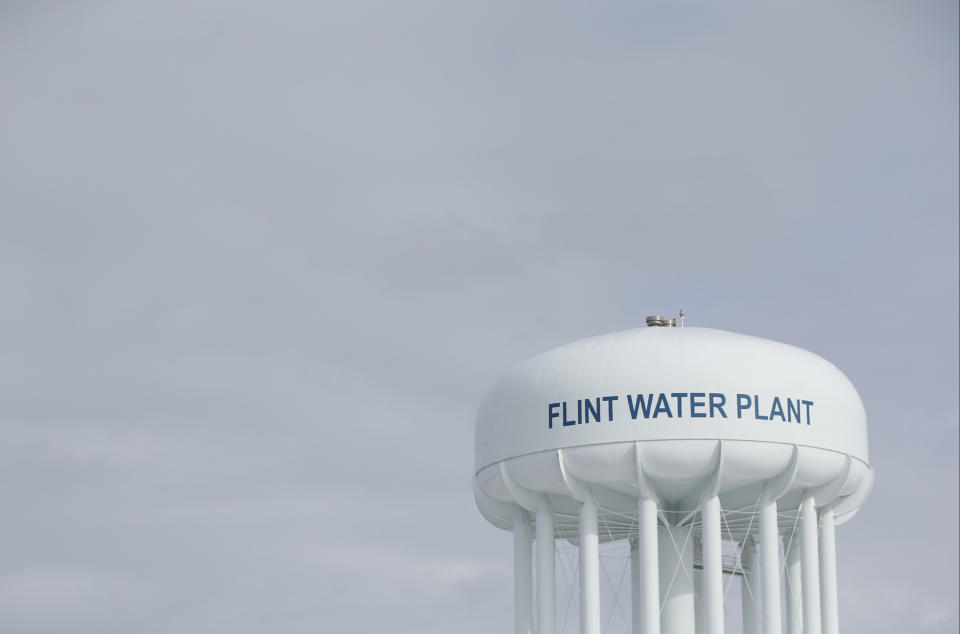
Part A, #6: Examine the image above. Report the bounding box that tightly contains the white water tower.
[473,318,872,634]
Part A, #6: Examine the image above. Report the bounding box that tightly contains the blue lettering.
[769,397,785,422]
[737,394,751,418]
[653,393,673,418]
[690,392,706,418]
[753,395,769,420]
[787,398,801,423]
[602,395,618,421]
[802,400,814,425]
[670,393,688,417]
[554,393,801,426]
[628,394,654,419]
[584,398,600,423]
[709,393,727,418]
[548,402,560,429]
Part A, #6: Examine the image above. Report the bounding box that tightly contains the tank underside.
[475,439,873,541]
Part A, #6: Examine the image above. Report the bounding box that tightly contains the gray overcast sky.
[0,1,957,633]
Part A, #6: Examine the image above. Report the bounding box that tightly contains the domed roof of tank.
[475,326,868,472]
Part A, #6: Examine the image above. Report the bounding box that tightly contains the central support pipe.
[536,506,556,634]
[800,496,822,634]
[579,498,601,634]
[759,496,782,634]
[701,495,723,634]
[659,524,694,634]
[513,507,534,634]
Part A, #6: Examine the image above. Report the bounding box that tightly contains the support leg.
[759,496,782,634]
[701,496,724,634]
[638,497,661,634]
[694,553,704,634]
[800,496,822,634]
[819,509,839,634]
[514,507,533,634]
[536,506,555,634]
[785,534,802,634]
[580,499,601,634]
[631,538,641,634]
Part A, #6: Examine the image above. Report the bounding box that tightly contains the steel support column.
[801,496,822,634]
[631,538,641,634]
[580,498,601,634]
[701,495,724,634]
[513,507,534,634]
[638,497,661,634]
[785,535,802,634]
[536,506,555,634]
[819,509,839,634]
[759,496,782,634]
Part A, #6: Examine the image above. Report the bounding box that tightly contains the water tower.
[473,318,872,634]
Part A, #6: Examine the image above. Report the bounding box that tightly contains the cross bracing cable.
[597,505,632,633]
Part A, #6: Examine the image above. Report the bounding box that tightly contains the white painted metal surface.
[759,497,782,634]
[638,497,660,634]
[536,506,555,634]
[473,325,873,634]
[783,533,803,634]
[513,508,533,634]
[785,535,802,634]
[801,496,822,634]
[701,496,723,634]
[631,538,641,634]
[477,327,868,471]
[694,561,704,634]
[579,498,600,634]
[820,510,840,634]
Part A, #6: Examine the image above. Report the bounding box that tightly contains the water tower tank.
[473,322,873,634]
